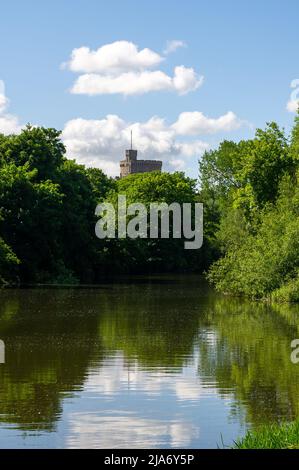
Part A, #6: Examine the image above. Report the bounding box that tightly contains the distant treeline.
[0,112,299,301]
[0,126,204,285]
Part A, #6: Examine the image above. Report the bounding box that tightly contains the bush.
[208,178,299,299]
[271,275,299,303]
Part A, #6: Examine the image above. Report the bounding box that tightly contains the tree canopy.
[202,112,299,301]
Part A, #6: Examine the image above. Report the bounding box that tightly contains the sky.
[0,0,298,177]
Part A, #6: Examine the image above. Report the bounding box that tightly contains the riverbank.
[234,421,299,449]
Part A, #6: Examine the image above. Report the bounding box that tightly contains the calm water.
[0,275,299,449]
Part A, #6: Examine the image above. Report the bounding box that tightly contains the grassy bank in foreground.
[234,421,299,449]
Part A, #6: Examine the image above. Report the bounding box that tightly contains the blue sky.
[0,0,298,177]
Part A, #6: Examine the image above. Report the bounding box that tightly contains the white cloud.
[0,80,22,134]
[173,66,203,94]
[169,159,187,171]
[62,114,195,176]
[64,41,203,97]
[287,100,299,113]
[62,114,211,177]
[286,79,299,113]
[0,80,9,113]
[174,140,209,156]
[71,66,203,96]
[0,114,22,135]
[163,40,187,55]
[0,95,6,113]
[172,111,242,135]
[64,41,163,74]
[62,110,245,176]
[0,95,9,114]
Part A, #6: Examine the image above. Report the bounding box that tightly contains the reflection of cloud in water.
[64,352,225,448]
[85,351,217,401]
[66,413,199,448]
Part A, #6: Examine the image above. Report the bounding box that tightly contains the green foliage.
[116,171,196,204]
[2,112,298,290]
[271,275,299,303]
[237,123,292,209]
[0,125,65,181]
[291,111,299,159]
[0,161,64,282]
[208,175,299,298]
[0,237,20,284]
[0,127,114,284]
[234,420,299,449]
[101,171,204,273]
[200,123,293,216]
[0,126,202,283]
[202,115,299,301]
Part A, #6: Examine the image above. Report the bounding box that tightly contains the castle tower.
[120,131,162,178]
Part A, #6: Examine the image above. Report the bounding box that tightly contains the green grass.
[234,421,299,449]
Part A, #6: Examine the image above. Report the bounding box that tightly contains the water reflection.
[67,412,199,449]
[0,277,298,448]
[198,298,299,425]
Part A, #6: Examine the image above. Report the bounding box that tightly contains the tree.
[291,110,299,159]
[0,162,64,282]
[100,171,205,273]
[200,123,293,216]
[0,128,115,284]
[0,126,65,181]
[203,116,299,301]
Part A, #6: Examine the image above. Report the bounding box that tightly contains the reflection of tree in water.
[96,277,203,369]
[197,296,299,427]
[0,289,104,431]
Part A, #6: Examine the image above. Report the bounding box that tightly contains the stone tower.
[120,134,162,178]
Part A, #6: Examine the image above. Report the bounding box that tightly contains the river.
[0,275,298,448]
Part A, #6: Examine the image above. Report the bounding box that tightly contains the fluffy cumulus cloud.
[71,66,203,96]
[172,111,242,135]
[62,110,244,176]
[64,41,163,74]
[64,41,203,96]
[0,80,22,135]
[286,79,299,113]
[163,39,187,55]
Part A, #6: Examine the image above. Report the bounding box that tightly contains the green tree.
[100,171,204,273]
[0,162,64,282]
[0,128,114,284]
[200,123,293,216]
[203,116,299,301]
[291,111,299,159]
[0,126,65,181]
